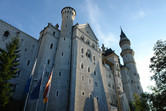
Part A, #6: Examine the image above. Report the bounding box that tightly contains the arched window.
[3,31,9,37]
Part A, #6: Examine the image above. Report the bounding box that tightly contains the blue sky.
[1,0,166,92]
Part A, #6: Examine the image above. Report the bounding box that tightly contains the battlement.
[61,6,76,17]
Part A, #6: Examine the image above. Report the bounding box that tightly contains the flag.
[24,59,37,94]
[43,72,52,103]
[24,76,32,94]
[30,77,42,100]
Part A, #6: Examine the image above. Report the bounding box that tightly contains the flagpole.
[35,64,46,111]
[45,68,53,111]
[23,59,37,111]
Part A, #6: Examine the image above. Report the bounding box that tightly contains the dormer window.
[3,31,9,37]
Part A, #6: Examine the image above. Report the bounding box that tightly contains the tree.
[0,37,20,107]
[149,40,166,110]
[129,93,150,111]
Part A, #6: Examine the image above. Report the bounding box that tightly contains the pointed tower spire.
[119,27,130,47]
[120,27,127,39]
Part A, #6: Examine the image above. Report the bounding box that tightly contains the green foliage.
[0,37,20,107]
[148,40,166,110]
[129,94,150,111]
[150,40,166,89]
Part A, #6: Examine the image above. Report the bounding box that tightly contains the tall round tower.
[48,7,76,111]
[119,28,143,96]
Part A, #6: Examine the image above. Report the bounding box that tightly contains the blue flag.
[24,76,32,94]
[30,77,42,100]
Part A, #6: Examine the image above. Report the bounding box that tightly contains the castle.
[0,7,143,111]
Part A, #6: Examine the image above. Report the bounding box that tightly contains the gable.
[77,23,98,42]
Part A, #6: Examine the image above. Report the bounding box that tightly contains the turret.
[61,7,76,37]
[48,7,76,111]
[119,28,143,96]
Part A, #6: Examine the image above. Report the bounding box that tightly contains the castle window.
[93,56,95,61]
[88,67,90,73]
[81,63,83,69]
[67,16,68,18]
[86,49,91,60]
[64,37,65,40]
[131,80,133,83]
[59,72,61,76]
[89,94,92,97]
[97,97,98,100]
[109,75,111,78]
[21,39,24,44]
[66,25,67,27]
[62,53,63,56]
[53,31,55,36]
[86,39,90,45]
[47,59,50,65]
[87,31,89,33]
[81,48,84,54]
[137,87,140,89]
[50,43,53,49]
[27,60,30,66]
[3,31,9,37]
[81,76,84,81]
[56,91,59,96]
[82,91,84,96]
[81,35,84,41]
[25,49,27,51]
[108,83,111,87]
[94,70,96,76]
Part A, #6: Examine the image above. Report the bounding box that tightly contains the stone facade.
[0,6,143,111]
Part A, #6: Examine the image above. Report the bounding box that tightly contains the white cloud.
[136,11,146,19]
[85,0,118,47]
[136,53,155,92]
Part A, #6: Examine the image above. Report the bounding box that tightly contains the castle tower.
[119,28,143,96]
[48,7,76,111]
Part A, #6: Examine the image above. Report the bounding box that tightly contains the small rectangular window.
[50,43,53,49]
[59,72,61,76]
[82,76,84,81]
[27,60,30,66]
[56,91,59,96]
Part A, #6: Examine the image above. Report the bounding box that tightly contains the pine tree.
[0,37,20,107]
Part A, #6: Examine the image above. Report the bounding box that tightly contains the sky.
[1,0,166,92]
